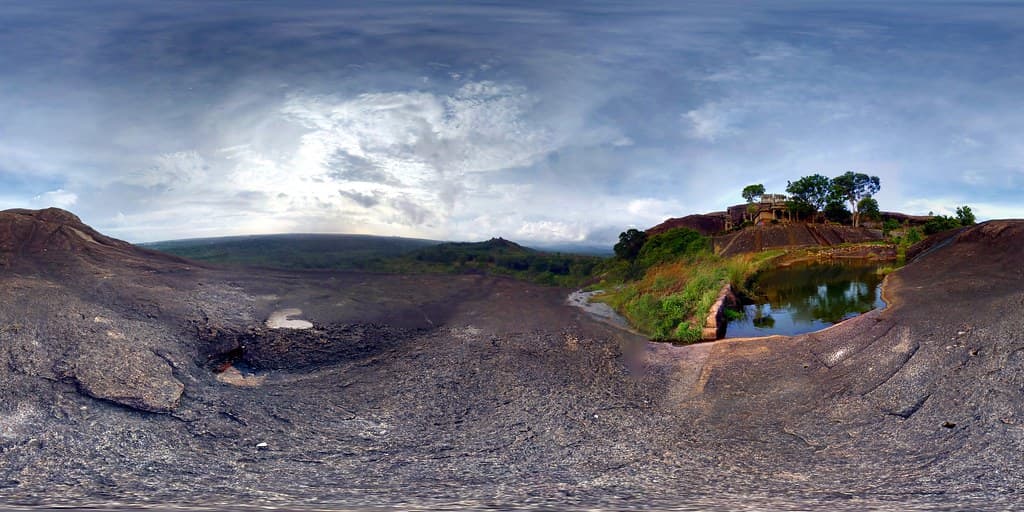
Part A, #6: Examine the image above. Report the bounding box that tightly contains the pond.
[724,261,886,338]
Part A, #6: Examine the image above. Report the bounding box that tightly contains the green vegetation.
[785,174,832,219]
[595,227,782,343]
[742,183,766,203]
[613,228,647,261]
[636,228,709,268]
[882,219,900,237]
[781,171,882,225]
[144,234,438,270]
[823,200,852,224]
[831,171,881,227]
[742,184,766,222]
[956,205,976,226]
[147,234,600,287]
[923,205,976,235]
[402,238,599,286]
[857,196,881,222]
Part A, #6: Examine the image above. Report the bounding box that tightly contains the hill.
[3,208,1024,509]
[712,223,883,256]
[646,213,727,236]
[147,234,602,287]
[144,233,440,270]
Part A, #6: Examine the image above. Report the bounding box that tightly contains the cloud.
[32,189,78,209]
[684,102,739,142]
[515,220,587,243]
[125,151,209,189]
[3,2,1024,243]
[338,189,383,208]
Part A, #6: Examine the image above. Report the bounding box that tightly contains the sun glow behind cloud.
[2,1,1024,244]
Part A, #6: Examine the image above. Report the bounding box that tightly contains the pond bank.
[723,260,887,338]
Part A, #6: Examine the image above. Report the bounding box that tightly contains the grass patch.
[594,249,782,343]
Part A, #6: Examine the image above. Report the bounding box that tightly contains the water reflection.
[725,262,885,338]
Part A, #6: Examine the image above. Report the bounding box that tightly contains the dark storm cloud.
[2,1,1023,243]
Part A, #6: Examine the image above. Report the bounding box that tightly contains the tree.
[882,219,900,237]
[831,171,880,227]
[741,184,766,222]
[823,201,852,224]
[741,184,765,203]
[785,174,832,221]
[613,229,647,261]
[956,205,976,226]
[857,197,880,223]
[923,216,961,235]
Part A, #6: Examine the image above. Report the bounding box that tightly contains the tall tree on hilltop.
[741,184,765,222]
[614,228,647,261]
[785,174,831,221]
[831,171,881,227]
[741,184,765,203]
[956,205,976,226]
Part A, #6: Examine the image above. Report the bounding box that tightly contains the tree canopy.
[741,184,765,203]
[785,174,832,219]
[857,197,880,222]
[831,171,881,227]
[956,205,976,226]
[613,228,647,261]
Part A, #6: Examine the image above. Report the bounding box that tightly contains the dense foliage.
[145,234,437,270]
[923,205,977,235]
[409,238,599,286]
[832,172,881,226]
[742,183,765,203]
[148,234,600,287]
[613,228,647,260]
[636,228,709,268]
[785,174,832,218]
[597,227,778,343]
[780,171,882,225]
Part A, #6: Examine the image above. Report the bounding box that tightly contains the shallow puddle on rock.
[266,308,313,329]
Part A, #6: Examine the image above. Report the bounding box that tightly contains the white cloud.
[684,102,739,142]
[515,220,587,243]
[126,151,209,188]
[32,189,78,209]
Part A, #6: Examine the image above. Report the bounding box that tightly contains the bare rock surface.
[69,343,184,413]
[1,208,1023,510]
[713,223,883,256]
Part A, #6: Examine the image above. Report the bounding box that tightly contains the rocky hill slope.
[645,213,727,236]
[712,222,883,256]
[1,208,1022,510]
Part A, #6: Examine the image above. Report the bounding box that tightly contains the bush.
[923,216,961,235]
[824,201,852,224]
[882,219,900,237]
[636,228,709,269]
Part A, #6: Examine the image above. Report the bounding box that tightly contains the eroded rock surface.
[1,209,1023,510]
[69,344,184,413]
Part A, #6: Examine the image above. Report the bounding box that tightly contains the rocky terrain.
[713,223,884,256]
[1,208,1022,510]
[646,213,727,236]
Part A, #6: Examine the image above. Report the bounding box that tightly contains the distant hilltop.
[647,202,934,237]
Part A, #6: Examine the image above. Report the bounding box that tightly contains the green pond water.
[724,261,886,338]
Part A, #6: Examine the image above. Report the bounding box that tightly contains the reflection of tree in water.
[752,312,775,328]
[752,263,883,324]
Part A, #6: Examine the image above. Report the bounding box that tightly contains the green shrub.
[636,228,709,269]
[923,216,961,235]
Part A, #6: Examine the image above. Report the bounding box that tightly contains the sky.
[2,1,1023,245]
